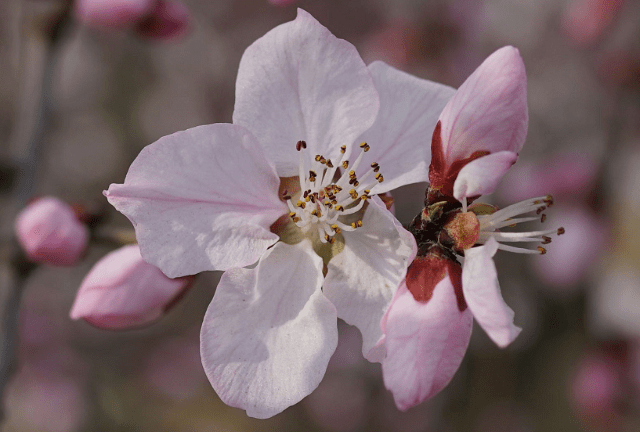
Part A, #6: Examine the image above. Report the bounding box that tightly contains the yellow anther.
[537,246,547,255]
[342,161,349,169]
[315,155,322,162]
[364,189,370,194]
[360,195,368,201]
[326,160,334,168]
[296,200,306,209]
[357,220,363,227]
[349,189,358,199]
[349,170,355,177]
[340,145,346,154]
[375,173,384,183]
[292,216,300,223]
[335,205,344,211]
[288,212,296,218]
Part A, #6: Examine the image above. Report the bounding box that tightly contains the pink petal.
[438,46,528,166]
[233,9,379,177]
[15,197,89,267]
[75,0,154,28]
[453,151,517,201]
[105,124,286,278]
[69,245,192,330]
[357,62,455,194]
[382,278,473,411]
[200,241,338,419]
[323,196,416,362]
[135,1,190,40]
[462,237,521,347]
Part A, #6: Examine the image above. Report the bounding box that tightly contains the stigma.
[285,141,383,244]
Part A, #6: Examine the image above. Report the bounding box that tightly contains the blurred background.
[1,0,640,430]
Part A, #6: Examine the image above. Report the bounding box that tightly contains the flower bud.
[70,244,192,330]
[75,0,155,29]
[15,197,89,266]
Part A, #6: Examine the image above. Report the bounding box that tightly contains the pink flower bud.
[75,0,155,29]
[70,244,192,330]
[75,0,190,40]
[268,0,299,6]
[135,1,191,40]
[15,197,89,266]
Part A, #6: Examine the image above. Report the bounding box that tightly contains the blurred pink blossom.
[530,206,606,292]
[143,335,207,400]
[570,349,623,431]
[15,196,89,266]
[562,0,626,45]
[75,0,189,40]
[70,244,192,330]
[7,370,87,432]
[499,152,598,203]
[268,0,298,6]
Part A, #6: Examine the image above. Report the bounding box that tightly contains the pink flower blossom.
[70,244,192,330]
[561,0,626,45]
[75,0,190,40]
[15,197,89,266]
[380,47,563,410]
[268,0,298,6]
[104,9,456,418]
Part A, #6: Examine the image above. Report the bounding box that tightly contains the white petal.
[382,278,473,411]
[359,61,455,194]
[462,237,521,347]
[200,241,338,419]
[233,9,379,176]
[106,124,286,278]
[453,151,518,201]
[323,196,416,362]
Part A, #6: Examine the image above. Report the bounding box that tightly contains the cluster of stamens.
[285,140,384,244]
[472,195,565,255]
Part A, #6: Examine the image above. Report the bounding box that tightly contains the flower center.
[283,140,384,244]
[410,194,565,257]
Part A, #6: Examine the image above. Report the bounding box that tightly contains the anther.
[326,160,334,168]
[324,234,335,244]
[311,209,321,217]
[315,155,322,162]
[349,170,355,177]
[359,142,370,152]
[296,200,306,209]
[371,162,380,172]
[349,189,358,199]
[541,236,552,244]
[342,161,349,169]
[296,140,305,151]
[335,205,344,211]
[292,216,300,223]
[537,246,547,255]
[557,227,565,235]
[288,212,296,218]
[540,214,547,223]
[356,220,363,227]
[536,206,546,215]
[340,145,346,154]
[375,173,384,183]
